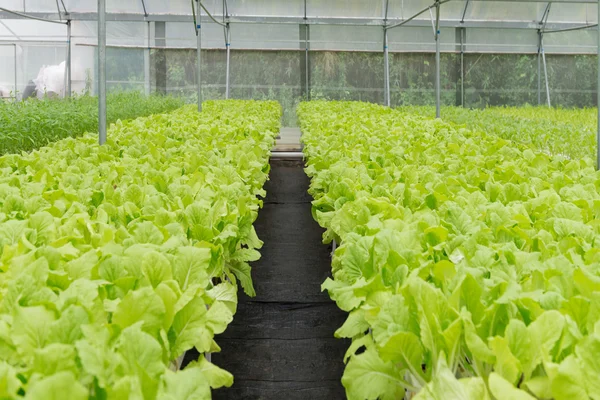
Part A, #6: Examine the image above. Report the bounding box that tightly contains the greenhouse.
[0,0,600,399]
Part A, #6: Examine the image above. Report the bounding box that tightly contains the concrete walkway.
[273,127,302,152]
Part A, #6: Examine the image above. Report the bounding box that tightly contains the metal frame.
[63,19,71,98]
[0,43,18,99]
[385,0,447,117]
[544,23,598,34]
[140,0,148,17]
[144,21,150,95]
[0,7,67,25]
[98,0,106,145]
[196,0,202,112]
[459,27,465,106]
[0,10,598,31]
[13,43,17,99]
[225,22,231,99]
[459,1,468,107]
[303,0,310,101]
[434,2,441,118]
[383,0,390,107]
[537,3,552,107]
[194,0,229,111]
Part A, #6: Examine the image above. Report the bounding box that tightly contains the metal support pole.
[541,35,551,107]
[537,4,552,106]
[13,44,17,99]
[225,23,230,99]
[384,28,390,107]
[383,0,390,107]
[597,0,600,170]
[98,0,106,145]
[66,20,71,98]
[435,2,441,118]
[144,21,150,95]
[63,42,68,97]
[537,31,542,105]
[460,27,465,107]
[305,26,310,100]
[303,0,310,101]
[196,0,202,112]
[155,22,166,95]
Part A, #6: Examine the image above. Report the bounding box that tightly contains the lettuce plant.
[300,101,600,400]
[398,105,595,160]
[0,100,281,399]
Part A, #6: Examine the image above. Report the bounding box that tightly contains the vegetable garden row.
[0,92,184,155]
[0,100,280,399]
[1,94,599,399]
[399,105,596,160]
[299,101,600,400]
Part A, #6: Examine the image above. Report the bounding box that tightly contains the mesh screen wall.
[0,15,599,126]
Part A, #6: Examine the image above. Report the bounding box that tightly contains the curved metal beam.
[54,0,63,21]
[386,0,452,31]
[140,0,148,17]
[544,23,597,33]
[460,0,470,23]
[384,0,389,22]
[0,20,21,40]
[198,1,227,27]
[0,7,67,24]
[540,3,552,30]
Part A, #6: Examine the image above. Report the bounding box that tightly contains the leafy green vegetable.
[0,91,184,155]
[299,101,600,399]
[0,99,281,398]
[397,105,596,160]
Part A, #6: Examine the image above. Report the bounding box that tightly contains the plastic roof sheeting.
[0,0,598,54]
[545,3,596,23]
[228,0,305,17]
[0,19,66,41]
[73,21,147,46]
[463,2,547,22]
[1,0,597,25]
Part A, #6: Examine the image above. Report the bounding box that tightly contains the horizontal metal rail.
[271,151,304,160]
[64,41,598,55]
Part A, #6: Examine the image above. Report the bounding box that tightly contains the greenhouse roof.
[0,0,598,31]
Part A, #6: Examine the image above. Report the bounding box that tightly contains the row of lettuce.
[0,100,280,399]
[300,101,600,399]
[0,92,184,155]
[399,105,596,161]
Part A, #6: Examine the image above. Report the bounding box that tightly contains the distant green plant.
[398,105,596,160]
[0,91,184,155]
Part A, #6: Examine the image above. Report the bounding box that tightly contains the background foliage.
[0,91,183,155]
[99,48,600,126]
